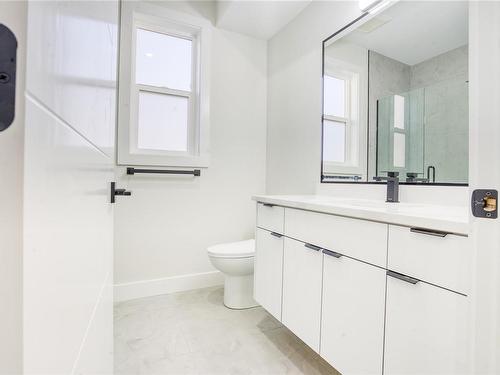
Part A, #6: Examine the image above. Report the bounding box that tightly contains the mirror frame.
[320,10,469,187]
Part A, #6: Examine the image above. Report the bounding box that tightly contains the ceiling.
[343,1,468,65]
[216,0,311,40]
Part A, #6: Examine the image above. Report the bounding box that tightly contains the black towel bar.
[126,167,201,176]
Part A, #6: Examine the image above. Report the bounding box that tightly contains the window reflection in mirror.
[321,1,468,185]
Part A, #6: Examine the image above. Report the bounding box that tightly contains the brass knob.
[484,197,497,212]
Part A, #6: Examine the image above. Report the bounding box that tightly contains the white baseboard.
[113,271,224,302]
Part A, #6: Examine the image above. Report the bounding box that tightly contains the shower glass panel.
[376,78,468,183]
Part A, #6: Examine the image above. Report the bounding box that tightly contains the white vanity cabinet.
[384,272,468,375]
[282,237,323,352]
[254,228,284,321]
[253,198,470,375]
[320,251,386,375]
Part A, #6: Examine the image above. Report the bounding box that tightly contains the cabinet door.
[254,228,284,321]
[388,225,470,294]
[320,252,386,375]
[282,238,323,352]
[384,272,468,375]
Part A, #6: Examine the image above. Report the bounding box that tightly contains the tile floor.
[114,286,339,375]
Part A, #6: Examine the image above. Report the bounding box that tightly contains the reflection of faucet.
[373,171,399,203]
[427,166,436,183]
[406,172,429,183]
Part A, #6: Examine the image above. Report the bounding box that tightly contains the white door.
[23,1,119,373]
[384,274,468,375]
[282,237,322,352]
[320,252,386,375]
[254,228,284,321]
[469,2,500,374]
[0,2,25,373]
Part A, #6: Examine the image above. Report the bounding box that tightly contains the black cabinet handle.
[304,243,321,251]
[410,227,448,237]
[387,270,419,285]
[262,203,274,207]
[270,232,283,238]
[322,249,342,258]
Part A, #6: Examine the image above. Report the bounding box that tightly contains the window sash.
[135,25,196,92]
[323,119,347,163]
[129,84,195,156]
[324,74,350,119]
[128,19,199,157]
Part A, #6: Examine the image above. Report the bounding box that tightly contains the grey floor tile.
[114,286,339,375]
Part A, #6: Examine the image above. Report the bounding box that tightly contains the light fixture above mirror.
[359,0,383,12]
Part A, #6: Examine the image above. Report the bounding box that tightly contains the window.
[392,95,406,168]
[323,75,349,163]
[117,3,211,167]
[132,28,193,155]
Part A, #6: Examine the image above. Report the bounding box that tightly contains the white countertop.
[252,195,469,235]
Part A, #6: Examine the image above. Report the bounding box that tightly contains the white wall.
[267,1,363,194]
[114,2,267,301]
[0,2,26,373]
[266,1,468,206]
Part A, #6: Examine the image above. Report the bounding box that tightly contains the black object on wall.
[126,167,201,176]
[0,24,17,132]
[110,182,132,204]
[471,189,498,219]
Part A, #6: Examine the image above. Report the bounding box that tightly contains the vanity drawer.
[257,202,284,234]
[388,225,470,294]
[285,208,387,268]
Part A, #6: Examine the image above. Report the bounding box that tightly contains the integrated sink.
[337,199,393,209]
[338,199,425,209]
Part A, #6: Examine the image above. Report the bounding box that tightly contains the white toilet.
[207,239,259,309]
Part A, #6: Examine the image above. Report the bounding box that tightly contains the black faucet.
[373,171,399,203]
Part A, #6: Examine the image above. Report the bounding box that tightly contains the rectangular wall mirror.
[321,1,468,185]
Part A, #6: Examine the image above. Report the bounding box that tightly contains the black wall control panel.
[0,24,17,132]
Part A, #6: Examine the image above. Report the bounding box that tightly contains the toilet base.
[223,274,259,309]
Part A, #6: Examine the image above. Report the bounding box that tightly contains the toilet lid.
[207,239,255,258]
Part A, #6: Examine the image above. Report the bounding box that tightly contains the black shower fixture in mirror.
[321,1,469,186]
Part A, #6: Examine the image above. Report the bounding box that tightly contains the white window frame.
[323,57,367,178]
[117,2,211,167]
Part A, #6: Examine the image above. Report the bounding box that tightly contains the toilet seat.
[207,239,255,259]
